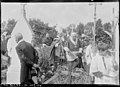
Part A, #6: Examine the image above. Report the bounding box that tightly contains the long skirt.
[6,71,20,84]
[6,48,21,84]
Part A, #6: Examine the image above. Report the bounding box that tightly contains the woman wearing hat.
[90,30,118,84]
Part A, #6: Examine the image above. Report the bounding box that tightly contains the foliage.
[1,19,17,35]
[84,22,94,38]
[29,18,57,46]
[66,24,74,36]
[48,27,58,39]
[52,67,92,84]
[62,28,67,34]
[95,19,103,34]
[1,21,7,34]
[61,28,67,39]
[76,23,84,36]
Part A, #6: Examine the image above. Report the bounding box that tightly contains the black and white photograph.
[1,2,119,85]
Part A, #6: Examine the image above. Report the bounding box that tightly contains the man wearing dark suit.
[1,33,8,55]
[15,33,39,84]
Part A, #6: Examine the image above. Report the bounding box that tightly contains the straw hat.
[95,30,112,50]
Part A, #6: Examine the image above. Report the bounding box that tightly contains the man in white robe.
[85,39,96,74]
[6,36,21,84]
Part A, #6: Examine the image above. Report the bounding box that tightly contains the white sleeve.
[7,39,12,57]
[7,39,11,52]
[85,46,89,56]
[85,46,90,64]
[90,55,98,76]
[64,47,70,52]
[55,42,59,47]
[79,48,82,53]
[111,56,119,71]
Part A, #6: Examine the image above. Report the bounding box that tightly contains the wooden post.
[22,4,27,18]
[89,2,102,55]
[112,8,115,51]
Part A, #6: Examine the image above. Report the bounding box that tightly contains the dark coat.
[1,39,7,55]
[16,40,38,84]
[66,39,84,69]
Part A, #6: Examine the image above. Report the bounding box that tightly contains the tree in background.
[48,26,58,39]
[61,28,68,42]
[1,21,7,34]
[84,22,94,38]
[1,19,17,35]
[103,22,112,33]
[29,18,57,46]
[76,23,84,37]
[66,24,74,36]
[95,19,103,35]
[62,28,67,34]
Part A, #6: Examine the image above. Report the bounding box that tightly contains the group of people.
[56,30,119,84]
[1,32,40,84]
[42,30,119,84]
[84,30,119,84]
[1,28,119,85]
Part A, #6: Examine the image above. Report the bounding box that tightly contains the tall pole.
[112,8,115,51]
[89,2,102,55]
[21,3,34,42]
[93,3,96,46]
[23,4,27,19]
[115,11,119,66]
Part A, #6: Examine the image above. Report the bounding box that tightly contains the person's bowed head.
[15,33,23,43]
[43,33,54,46]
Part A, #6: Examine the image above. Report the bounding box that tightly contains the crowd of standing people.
[1,28,119,85]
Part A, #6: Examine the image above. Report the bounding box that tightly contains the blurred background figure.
[84,38,96,74]
[1,31,12,84]
[1,32,8,56]
[64,32,84,84]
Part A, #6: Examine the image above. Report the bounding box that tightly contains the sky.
[1,2,119,32]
